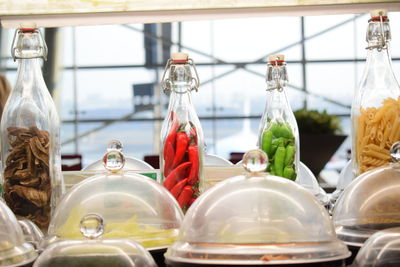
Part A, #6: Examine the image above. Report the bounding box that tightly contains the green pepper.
[274,147,286,177]
[283,166,296,180]
[262,130,273,158]
[284,145,295,166]
[272,137,287,147]
[271,123,294,139]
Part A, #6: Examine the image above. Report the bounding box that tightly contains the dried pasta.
[356,96,400,175]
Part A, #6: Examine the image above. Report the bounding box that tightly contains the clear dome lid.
[329,160,354,213]
[165,149,350,265]
[236,160,329,206]
[44,150,183,250]
[18,219,44,250]
[353,227,400,267]
[82,140,154,171]
[34,214,156,267]
[333,142,400,247]
[204,154,233,166]
[0,200,37,266]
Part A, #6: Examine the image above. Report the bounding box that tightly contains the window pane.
[61,25,145,67]
[59,68,155,121]
[306,63,354,114]
[305,15,357,60]
[62,121,154,166]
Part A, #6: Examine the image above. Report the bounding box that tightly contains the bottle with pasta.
[258,54,299,181]
[351,10,400,176]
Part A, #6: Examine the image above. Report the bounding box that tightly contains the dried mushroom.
[3,126,51,229]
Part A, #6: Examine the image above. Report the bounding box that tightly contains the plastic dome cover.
[353,227,400,267]
[82,140,154,171]
[165,149,350,265]
[18,219,44,250]
[333,142,400,247]
[297,161,329,206]
[45,150,183,250]
[0,200,37,266]
[34,214,156,267]
[236,160,329,206]
[204,154,233,166]
[333,170,400,245]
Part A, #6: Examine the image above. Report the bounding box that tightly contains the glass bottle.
[160,52,204,212]
[1,26,63,230]
[351,10,400,176]
[258,54,299,180]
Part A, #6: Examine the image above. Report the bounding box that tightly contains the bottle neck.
[365,45,392,70]
[366,20,390,51]
[361,37,398,93]
[266,63,288,91]
[170,87,193,109]
[168,63,193,107]
[15,58,47,95]
[267,87,291,119]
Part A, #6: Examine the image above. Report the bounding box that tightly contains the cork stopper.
[370,9,387,18]
[268,54,285,62]
[171,52,189,62]
[268,54,285,66]
[370,9,388,22]
[20,22,37,33]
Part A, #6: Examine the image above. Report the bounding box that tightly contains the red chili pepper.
[163,141,175,177]
[187,145,199,185]
[177,186,194,209]
[170,178,188,199]
[190,127,197,144]
[164,121,178,158]
[172,132,189,167]
[163,162,192,190]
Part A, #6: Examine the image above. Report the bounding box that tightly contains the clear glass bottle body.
[351,16,400,176]
[160,59,204,212]
[258,61,299,180]
[1,28,63,230]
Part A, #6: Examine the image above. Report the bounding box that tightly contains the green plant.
[294,109,342,135]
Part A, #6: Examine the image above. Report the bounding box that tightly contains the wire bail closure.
[366,12,388,52]
[11,28,48,61]
[266,60,287,92]
[161,58,200,93]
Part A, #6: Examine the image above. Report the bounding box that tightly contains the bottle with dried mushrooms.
[351,10,400,176]
[1,25,63,230]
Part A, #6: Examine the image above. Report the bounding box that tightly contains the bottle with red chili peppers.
[160,52,204,212]
[258,54,299,181]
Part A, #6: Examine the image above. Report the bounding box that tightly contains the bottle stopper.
[19,22,37,33]
[370,9,388,21]
[268,54,285,66]
[268,54,285,62]
[171,52,189,62]
[370,9,387,18]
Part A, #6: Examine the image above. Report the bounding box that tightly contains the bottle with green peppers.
[258,55,299,181]
[160,52,205,212]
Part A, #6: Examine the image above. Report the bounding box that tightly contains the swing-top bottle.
[1,25,63,230]
[351,10,400,176]
[258,54,299,181]
[160,52,204,212]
